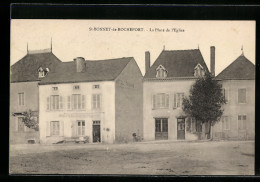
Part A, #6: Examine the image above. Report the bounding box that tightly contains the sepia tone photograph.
[9,20,255,175]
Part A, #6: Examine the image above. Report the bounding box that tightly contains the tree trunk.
[207,121,211,139]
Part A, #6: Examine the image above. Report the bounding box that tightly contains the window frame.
[156,65,168,78]
[238,114,247,131]
[152,93,169,109]
[52,87,58,91]
[92,94,102,110]
[50,121,60,136]
[222,116,230,131]
[93,84,100,89]
[77,120,86,136]
[238,88,247,104]
[50,95,60,110]
[18,92,25,106]
[174,92,184,108]
[73,85,80,90]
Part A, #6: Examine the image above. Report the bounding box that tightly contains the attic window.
[52,87,58,91]
[194,64,205,77]
[156,65,167,78]
[93,85,100,89]
[38,67,49,78]
[73,85,80,90]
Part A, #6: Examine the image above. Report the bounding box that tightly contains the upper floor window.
[18,92,25,106]
[52,87,58,91]
[152,93,169,109]
[47,95,63,111]
[173,93,184,108]
[222,116,230,130]
[73,85,80,90]
[238,88,246,104]
[93,84,100,89]
[92,94,102,109]
[68,94,85,110]
[222,88,229,103]
[238,115,247,130]
[38,67,49,78]
[194,64,205,77]
[156,65,167,78]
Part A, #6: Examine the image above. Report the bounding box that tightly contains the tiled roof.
[39,57,133,84]
[11,52,62,82]
[144,49,209,79]
[216,54,255,80]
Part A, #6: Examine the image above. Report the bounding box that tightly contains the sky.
[11,20,255,76]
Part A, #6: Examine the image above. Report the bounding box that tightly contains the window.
[73,85,80,90]
[18,117,24,132]
[194,64,205,77]
[174,93,184,108]
[155,118,168,132]
[50,121,60,136]
[68,94,85,110]
[18,93,24,106]
[238,115,247,130]
[222,116,230,130]
[93,120,100,125]
[238,88,246,103]
[222,88,229,103]
[93,85,100,89]
[156,65,167,78]
[77,120,85,136]
[38,67,49,78]
[92,94,101,109]
[50,95,61,110]
[152,93,169,109]
[52,87,58,91]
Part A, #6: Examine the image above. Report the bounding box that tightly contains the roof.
[144,49,209,79]
[39,57,133,84]
[11,52,62,82]
[216,54,255,80]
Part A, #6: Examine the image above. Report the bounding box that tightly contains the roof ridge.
[163,49,199,52]
[85,57,133,62]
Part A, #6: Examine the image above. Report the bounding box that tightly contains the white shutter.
[173,93,176,108]
[60,121,64,136]
[59,96,63,110]
[15,117,18,131]
[47,97,50,110]
[226,89,229,103]
[92,95,95,109]
[46,121,50,136]
[98,94,101,109]
[82,95,86,109]
[166,94,169,108]
[152,94,156,109]
[67,96,71,110]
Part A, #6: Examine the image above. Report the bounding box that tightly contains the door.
[155,118,168,140]
[177,118,185,140]
[93,120,101,142]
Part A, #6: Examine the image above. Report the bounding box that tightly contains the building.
[10,48,62,144]
[212,53,255,140]
[38,57,143,144]
[143,47,215,141]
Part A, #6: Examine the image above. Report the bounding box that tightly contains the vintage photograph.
[10,20,255,175]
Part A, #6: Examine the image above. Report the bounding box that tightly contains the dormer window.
[38,67,49,78]
[194,64,205,77]
[156,65,167,78]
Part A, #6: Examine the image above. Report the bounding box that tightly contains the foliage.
[22,109,39,131]
[182,72,226,137]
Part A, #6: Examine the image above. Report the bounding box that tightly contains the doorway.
[93,120,101,142]
[177,118,185,140]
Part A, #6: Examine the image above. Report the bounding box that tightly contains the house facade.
[38,57,143,144]
[143,47,215,141]
[212,54,255,140]
[10,48,62,144]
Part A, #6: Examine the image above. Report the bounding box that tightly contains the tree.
[182,72,226,139]
[22,109,39,131]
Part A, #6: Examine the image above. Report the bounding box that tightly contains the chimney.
[145,51,150,73]
[74,57,86,72]
[210,46,215,77]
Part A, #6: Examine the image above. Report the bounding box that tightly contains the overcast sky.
[11,20,255,76]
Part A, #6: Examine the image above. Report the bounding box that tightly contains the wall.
[39,81,115,144]
[143,79,196,141]
[212,80,255,140]
[115,59,143,143]
[10,81,39,144]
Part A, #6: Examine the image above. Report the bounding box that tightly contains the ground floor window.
[155,118,168,140]
[50,121,60,136]
[18,117,24,132]
[77,120,85,136]
[222,116,230,130]
[238,115,247,130]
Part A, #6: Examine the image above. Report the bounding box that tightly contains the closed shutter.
[226,89,229,103]
[46,121,50,136]
[60,121,64,136]
[92,95,95,109]
[47,97,50,110]
[59,96,63,109]
[67,96,71,110]
[98,95,101,109]
[71,120,78,137]
[152,94,156,109]
[82,95,86,109]
[15,118,18,131]
[173,93,176,108]
[166,94,169,108]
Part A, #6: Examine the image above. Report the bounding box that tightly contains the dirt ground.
[9,140,254,175]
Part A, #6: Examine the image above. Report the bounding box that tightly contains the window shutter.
[47,97,50,110]
[226,88,229,102]
[92,95,95,109]
[60,121,64,136]
[166,94,169,108]
[173,93,176,108]
[46,121,50,137]
[15,118,18,131]
[59,96,63,110]
[152,94,156,109]
[82,95,86,109]
[67,96,71,110]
